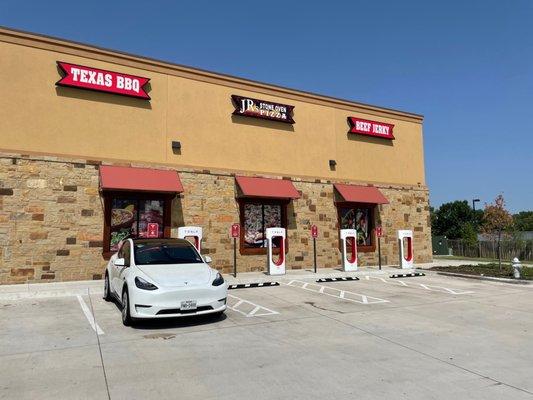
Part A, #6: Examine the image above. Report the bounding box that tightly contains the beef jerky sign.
[232,95,295,124]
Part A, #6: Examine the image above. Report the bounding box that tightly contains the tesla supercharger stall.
[340,229,358,271]
[177,226,203,253]
[398,229,414,269]
[266,227,286,275]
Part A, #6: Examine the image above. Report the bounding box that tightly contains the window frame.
[102,191,174,258]
[238,198,289,255]
[335,201,376,253]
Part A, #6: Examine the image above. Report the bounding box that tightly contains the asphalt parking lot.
[1,271,533,400]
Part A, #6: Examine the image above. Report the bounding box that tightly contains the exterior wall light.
[172,141,181,151]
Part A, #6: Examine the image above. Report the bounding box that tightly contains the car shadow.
[109,297,227,330]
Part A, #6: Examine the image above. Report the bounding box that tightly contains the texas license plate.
[180,300,197,310]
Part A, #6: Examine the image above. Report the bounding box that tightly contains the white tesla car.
[103,238,227,326]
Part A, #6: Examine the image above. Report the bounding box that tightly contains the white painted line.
[365,276,474,295]
[0,288,104,301]
[226,294,279,318]
[284,280,389,305]
[76,295,104,335]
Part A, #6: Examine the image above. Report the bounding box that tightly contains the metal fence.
[448,239,533,261]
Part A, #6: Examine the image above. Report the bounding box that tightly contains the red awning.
[334,184,389,204]
[99,165,183,193]
[236,176,300,199]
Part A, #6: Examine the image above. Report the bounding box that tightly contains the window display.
[339,207,372,246]
[243,202,282,248]
[110,198,164,251]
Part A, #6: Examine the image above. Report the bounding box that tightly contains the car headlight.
[212,273,224,287]
[135,276,158,291]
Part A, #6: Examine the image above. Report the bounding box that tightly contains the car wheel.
[122,290,132,326]
[103,274,112,302]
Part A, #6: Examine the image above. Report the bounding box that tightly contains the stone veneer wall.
[0,153,432,284]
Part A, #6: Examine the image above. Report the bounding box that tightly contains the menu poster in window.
[244,204,264,247]
[138,200,164,238]
[110,199,137,251]
[340,208,371,246]
[243,203,282,248]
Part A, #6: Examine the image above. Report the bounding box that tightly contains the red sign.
[348,117,395,140]
[311,225,318,238]
[376,226,383,238]
[56,61,150,99]
[147,223,159,238]
[230,223,240,238]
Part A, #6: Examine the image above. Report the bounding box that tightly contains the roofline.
[0,25,424,122]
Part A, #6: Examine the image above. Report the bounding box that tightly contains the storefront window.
[243,203,282,248]
[109,197,165,252]
[240,200,286,253]
[338,206,373,246]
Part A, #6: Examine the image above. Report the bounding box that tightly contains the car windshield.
[133,239,204,265]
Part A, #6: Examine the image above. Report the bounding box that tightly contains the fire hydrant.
[512,257,522,279]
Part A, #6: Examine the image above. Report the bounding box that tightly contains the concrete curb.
[435,271,533,285]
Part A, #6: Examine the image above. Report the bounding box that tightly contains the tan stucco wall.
[0,29,426,187]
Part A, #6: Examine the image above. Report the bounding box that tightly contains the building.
[0,27,432,284]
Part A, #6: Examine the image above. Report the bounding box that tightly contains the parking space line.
[226,294,280,317]
[364,275,474,294]
[284,280,389,304]
[76,295,105,335]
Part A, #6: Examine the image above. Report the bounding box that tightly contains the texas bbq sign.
[56,61,151,100]
[232,95,295,124]
[347,117,395,140]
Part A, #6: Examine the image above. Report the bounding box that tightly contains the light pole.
[472,198,480,212]
[472,198,481,258]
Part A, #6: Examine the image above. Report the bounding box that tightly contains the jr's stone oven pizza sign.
[232,95,295,124]
[56,61,151,99]
[348,117,395,140]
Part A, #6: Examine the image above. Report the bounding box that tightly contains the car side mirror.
[203,255,212,264]
[114,257,126,267]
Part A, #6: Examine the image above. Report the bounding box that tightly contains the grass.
[431,263,533,280]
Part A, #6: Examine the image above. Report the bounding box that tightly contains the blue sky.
[1,0,531,212]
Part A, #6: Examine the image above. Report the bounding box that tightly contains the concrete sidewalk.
[0,257,507,298]
[0,258,484,296]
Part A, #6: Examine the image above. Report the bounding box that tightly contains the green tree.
[460,222,478,246]
[432,200,480,239]
[513,211,533,231]
[482,195,514,271]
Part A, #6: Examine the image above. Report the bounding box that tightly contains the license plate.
[180,300,197,311]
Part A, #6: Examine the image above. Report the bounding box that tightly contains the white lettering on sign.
[233,95,294,124]
[373,124,389,135]
[57,61,150,99]
[68,66,140,93]
[356,121,372,132]
[348,117,395,140]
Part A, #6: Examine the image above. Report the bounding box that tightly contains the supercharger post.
[397,229,414,269]
[340,229,358,272]
[177,226,203,253]
[266,227,286,275]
